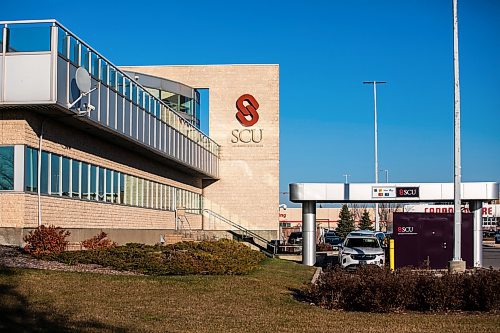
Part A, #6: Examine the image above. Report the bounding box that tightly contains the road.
[482,246,500,269]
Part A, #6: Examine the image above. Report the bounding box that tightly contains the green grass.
[1,259,499,333]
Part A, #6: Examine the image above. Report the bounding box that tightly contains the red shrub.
[23,225,71,256]
[82,231,117,250]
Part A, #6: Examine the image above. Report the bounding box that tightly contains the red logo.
[236,94,259,127]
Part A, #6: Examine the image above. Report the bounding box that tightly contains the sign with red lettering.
[396,187,420,198]
[236,94,259,127]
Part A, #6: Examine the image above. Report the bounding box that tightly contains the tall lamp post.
[450,0,465,272]
[363,81,386,231]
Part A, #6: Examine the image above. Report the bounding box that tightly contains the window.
[98,167,104,201]
[0,147,14,190]
[90,165,97,200]
[57,28,67,56]
[100,60,108,84]
[62,157,70,196]
[50,154,60,195]
[113,171,119,203]
[41,151,49,194]
[106,169,112,202]
[72,160,80,198]
[119,173,124,204]
[25,147,37,192]
[81,162,89,199]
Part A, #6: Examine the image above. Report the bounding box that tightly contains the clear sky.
[2,1,499,206]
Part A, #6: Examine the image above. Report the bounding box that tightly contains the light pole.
[380,169,389,183]
[450,0,465,272]
[343,174,350,184]
[363,81,386,231]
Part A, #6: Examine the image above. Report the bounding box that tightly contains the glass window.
[98,167,104,201]
[90,165,97,200]
[112,171,118,203]
[24,147,37,192]
[62,157,70,197]
[132,84,137,104]
[81,45,90,71]
[0,147,14,190]
[81,162,89,199]
[41,151,49,194]
[50,154,60,195]
[119,173,124,204]
[72,160,80,198]
[125,78,131,99]
[151,182,156,209]
[7,26,51,52]
[138,88,144,107]
[106,169,112,202]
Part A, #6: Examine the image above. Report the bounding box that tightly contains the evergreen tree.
[358,209,374,231]
[336,204,355,238]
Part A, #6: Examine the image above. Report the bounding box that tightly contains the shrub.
[47,239,266,275]
[304,266,500,312]
[23,225,71,256]
[82,231,117,250]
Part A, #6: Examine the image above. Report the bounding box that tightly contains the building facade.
[0,20,279,245]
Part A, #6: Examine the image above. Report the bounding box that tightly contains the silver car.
[338,235,385,269]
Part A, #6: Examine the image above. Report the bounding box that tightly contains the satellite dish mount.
[68,67,97,115]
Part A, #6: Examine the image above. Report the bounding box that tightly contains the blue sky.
[3,1,499,205]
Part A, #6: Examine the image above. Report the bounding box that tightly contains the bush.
[23,225,71,257]
[47,239,266,275]
[81,231,117,250]
[304,266,500,312]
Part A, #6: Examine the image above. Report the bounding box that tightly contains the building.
[0,20,279,245]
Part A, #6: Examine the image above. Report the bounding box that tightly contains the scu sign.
[232,94,263,144]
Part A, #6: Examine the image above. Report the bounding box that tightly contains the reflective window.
[119,173,124,204]
[106,169,112,202]
[125,78,131,99]
[112,171,119,203]
[81,46,90,71]
[72,160,80,198]
[50,154,60,195]
[24,147,37,192]
[132,84,137,104]
[109,67,117,90]
[81,162,89,199]
[69,37,78,64]
[7,26,51,52]
[90,165,97,200]
[41,152,49,194]
[98,167,105,201]
[0,147,14,190]
[117,73,124,95]
[62,157,70,197]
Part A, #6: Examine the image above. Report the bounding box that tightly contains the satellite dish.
[75,67,91,93]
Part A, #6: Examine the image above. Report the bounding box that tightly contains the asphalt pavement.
[482,246,500,269]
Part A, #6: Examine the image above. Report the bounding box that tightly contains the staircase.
[202,209,277,257]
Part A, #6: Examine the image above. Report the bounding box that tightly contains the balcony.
[0,20,219,179]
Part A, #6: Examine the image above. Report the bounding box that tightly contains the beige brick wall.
[121,65,280,234]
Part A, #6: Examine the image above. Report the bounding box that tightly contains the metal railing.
[202,209,277,255]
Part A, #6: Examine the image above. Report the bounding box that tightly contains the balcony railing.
[0,20,219,178]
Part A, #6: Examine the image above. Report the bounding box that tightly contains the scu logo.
[235,94,259,127]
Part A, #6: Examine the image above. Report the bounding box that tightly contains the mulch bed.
[0,245,141,276]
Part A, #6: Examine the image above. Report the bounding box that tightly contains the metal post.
[363,81,386,231]
[470,201,483,268]
[302,201,316,266]
[450,0,465,272]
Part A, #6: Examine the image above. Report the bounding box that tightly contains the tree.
[358,210,373,231]
[336,204,355,238]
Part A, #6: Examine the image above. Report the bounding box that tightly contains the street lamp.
[363,81,386,231]
[380,169,389,183]
[343,174,350,184]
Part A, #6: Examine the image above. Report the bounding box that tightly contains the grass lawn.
[1,259,499,333]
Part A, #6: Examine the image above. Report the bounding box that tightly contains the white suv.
[338,235,385,269]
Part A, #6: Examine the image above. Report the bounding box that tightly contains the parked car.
[338,235,385,269]
[287,231,303,245]
[349,230,386,245]
[495,231,500,244]
[324,235,343,249]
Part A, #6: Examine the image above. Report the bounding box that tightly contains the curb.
[311,267,322,285]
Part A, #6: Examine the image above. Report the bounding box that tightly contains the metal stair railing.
[202,209,277,255]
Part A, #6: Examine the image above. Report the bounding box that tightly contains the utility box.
[393,212,473,269]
